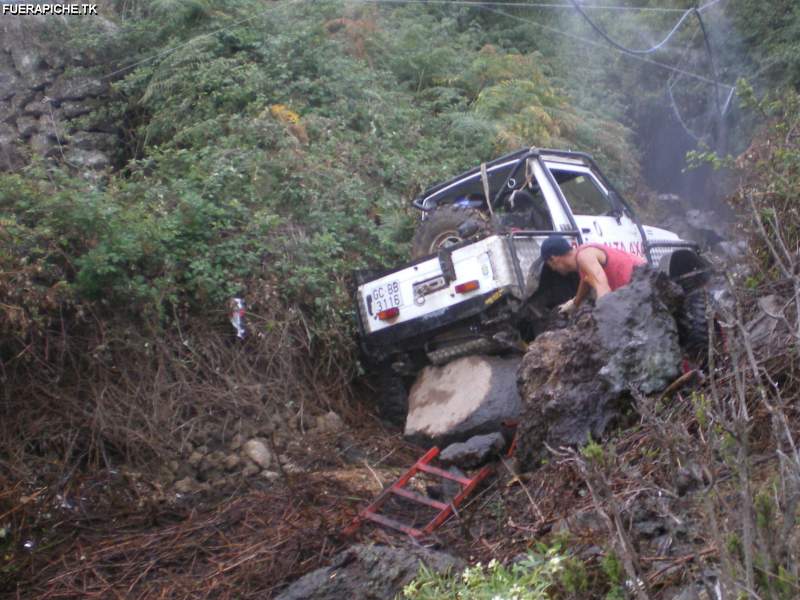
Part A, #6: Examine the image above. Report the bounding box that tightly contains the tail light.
[454,280,480,294]
[377,307,400,320]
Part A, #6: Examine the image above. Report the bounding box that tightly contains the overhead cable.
[478,4,733,92]
[351,0,688,12]
[569,0,696,55]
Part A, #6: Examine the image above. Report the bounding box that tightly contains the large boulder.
[516,270,683,471]
[404,355,521,447]
[275,544,463,600]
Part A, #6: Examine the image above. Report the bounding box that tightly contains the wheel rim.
[429,230,463,253]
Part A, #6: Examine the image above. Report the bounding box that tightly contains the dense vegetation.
[1,0,797,471]
[1,0,800,595]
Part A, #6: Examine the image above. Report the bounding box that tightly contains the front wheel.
[676,287,709,360]
[410,204,490,259]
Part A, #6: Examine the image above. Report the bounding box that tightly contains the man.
[540,236,647,315]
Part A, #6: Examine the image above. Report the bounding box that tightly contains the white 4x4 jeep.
[355,148,709,423]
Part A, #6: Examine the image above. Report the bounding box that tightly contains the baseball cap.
[540,236,572,261]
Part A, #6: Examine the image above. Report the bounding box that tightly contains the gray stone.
[0,124,25,171]
[47,76,106,102]
[11,90,37,113]
[38,114,64,140]
[242,463,260,477]
[315,410,345,434]
[0,98,14,125]
[229,433,245,451]
[0,70,19,102]
[261,470,280,482]
[223,454,241,471]
[200,450,227,473]
[243,439,272,469]
[174,477,196,494]
[11,45,46,76]
[60,101,91,119]
[715,240,748,262]
[404,355,522,447]
[16,116,38,139]
[439,432,506,469]
[62,148,109,170]
[275,544,463,600]
[745,294,792,357]
[516,270,683,470]
[23,98,51,117]
[593,271,683,395]
[69,131,117,152]
[553,509,607,536]
[281,458,304,475]
[29,133,59,157]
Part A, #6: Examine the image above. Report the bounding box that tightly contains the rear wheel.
[411,204,491,259]
[374,367,408,426]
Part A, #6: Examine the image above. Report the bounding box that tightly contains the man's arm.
[576,248,611,299]
[573,278,592,307]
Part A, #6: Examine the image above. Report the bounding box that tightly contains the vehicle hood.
[641,225,683,242]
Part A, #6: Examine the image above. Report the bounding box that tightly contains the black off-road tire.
[410,204,491,259]
[374,367,408,426]
[677,287,709,360]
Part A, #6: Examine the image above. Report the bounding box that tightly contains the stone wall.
[1,15,118,174]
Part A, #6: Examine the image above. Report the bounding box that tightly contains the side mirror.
[607,191,625,223]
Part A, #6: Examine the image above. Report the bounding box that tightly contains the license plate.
[369,280,403,315]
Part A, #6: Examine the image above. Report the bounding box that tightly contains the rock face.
[0,17,116,174]
[404,355,521,447]
[275,544,463,600]
[516,270,683,471]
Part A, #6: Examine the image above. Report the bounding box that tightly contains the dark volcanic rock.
[516,270,683,470]
[439,432,506,469]
[275,544,463,600]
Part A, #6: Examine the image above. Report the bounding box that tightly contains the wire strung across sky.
[346,0,691,12]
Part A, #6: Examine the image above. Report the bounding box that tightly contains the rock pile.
[164,409,345,494]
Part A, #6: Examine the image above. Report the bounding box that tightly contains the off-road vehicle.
[355,148,709,422]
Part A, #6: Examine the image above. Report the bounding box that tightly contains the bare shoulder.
[576,246,607,266]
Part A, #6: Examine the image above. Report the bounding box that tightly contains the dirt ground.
[2,383,771,600]
[0,388,591,599]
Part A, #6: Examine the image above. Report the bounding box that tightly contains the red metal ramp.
[344,447,492,538]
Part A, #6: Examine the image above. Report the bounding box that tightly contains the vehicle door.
[543,162,645,257]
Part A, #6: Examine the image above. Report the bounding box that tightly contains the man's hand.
[558,298,576,315]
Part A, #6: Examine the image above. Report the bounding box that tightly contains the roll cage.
[411,147,675,265]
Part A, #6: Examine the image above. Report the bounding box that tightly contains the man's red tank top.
[576,244,646,291]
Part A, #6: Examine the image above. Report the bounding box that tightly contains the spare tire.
[411,204,491,259]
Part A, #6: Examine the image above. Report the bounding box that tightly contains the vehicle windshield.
[550,168,614,216]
